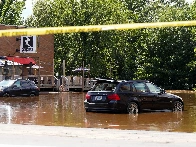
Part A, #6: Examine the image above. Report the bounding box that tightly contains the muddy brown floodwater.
[0,90,196,133]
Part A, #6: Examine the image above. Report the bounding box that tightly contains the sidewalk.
[0,124,196,147]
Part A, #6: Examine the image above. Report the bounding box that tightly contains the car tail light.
[85,93,91,100]
[107,94,120,100]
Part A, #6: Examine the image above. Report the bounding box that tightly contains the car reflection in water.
[84,111,183,132]
[0,104,12,124]
[0,97,39,125]
[0,93,86,127]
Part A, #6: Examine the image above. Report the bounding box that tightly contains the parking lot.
[0,91,195,132]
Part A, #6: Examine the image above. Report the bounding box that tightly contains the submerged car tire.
[3,92,9,97]
[127,102,139,114]
[30,93,36,97]
[173,101,183,112]
[85,109,90,112]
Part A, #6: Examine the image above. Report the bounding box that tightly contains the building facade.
[0,24,54,81]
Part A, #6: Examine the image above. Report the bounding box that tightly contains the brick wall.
[0,24,54,76]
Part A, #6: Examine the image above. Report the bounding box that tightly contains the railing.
[0,74,96,92]
[58,76,95,92]
[24,75,58,91]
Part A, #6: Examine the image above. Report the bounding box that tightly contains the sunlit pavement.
[0,124,196,147]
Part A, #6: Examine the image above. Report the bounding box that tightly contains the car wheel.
[127,102,139,114]
[30,93,35,97]
[173,101,183,112]
[85,108,90,112]
[3,93,9,97]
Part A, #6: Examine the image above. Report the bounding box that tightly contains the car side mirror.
[160,89,165,94]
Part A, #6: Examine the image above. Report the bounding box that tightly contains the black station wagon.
[0,79,39,97]
[84,79,184,114]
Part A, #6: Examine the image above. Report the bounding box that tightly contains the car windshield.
[146,82,161,93]
[0,80,16,87]
[92,82,118,91]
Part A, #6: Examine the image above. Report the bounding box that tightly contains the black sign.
[20,36,37,53]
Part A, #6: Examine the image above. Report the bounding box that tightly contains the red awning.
[6,57,36,65]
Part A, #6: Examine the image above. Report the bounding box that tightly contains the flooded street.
[0,91,196,133]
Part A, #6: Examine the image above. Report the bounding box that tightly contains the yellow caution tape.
[0,20,196,37]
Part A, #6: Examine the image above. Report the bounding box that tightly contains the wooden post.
[12,57,15,79]
[38,57,40,90]
[82,61,84,92]
[63,60,65,76]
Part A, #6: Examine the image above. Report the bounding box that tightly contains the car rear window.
[92,82,118,91]
[0,80,16,86]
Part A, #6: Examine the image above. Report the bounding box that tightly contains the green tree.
[25,0,196,89]
[26,0,130,78]
[0,0,25,25]
[133,0,196,89]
